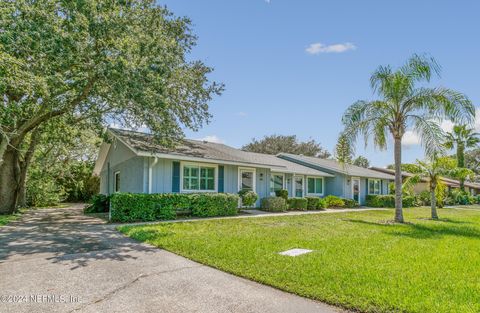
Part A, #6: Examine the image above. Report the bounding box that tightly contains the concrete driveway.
[0,204,344,313]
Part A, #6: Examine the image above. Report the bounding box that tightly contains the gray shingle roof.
[279,153,395,180]
[370,166,480,189]
[109,128,333,177]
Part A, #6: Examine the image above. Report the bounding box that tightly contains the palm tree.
[342,54,475,223]
[444,125,480,190]
[404,156,456,220]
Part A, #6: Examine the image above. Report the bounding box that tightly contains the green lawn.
[119,208,480,313]
[0,214,18,226]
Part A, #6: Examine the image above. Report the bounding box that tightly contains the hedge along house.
[278,153,394,205]
[93,128,334,207]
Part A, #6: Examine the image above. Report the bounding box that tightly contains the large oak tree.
[0,0,223,213]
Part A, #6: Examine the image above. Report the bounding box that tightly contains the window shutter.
[218,166,224,193]
[172,161,180,193]
[366,178,369,195]
[380,180,383,194]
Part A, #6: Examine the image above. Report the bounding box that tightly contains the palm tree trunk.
[394,137,404,223]
[457,144,465,191]
[430,184,438,220]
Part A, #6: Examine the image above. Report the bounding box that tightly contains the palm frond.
[409,115,446,156]
[399,54,441,83]
[404,87,475,126]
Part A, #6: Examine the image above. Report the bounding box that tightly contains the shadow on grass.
[346,218,480,240]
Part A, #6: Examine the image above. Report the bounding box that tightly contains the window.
[239,168,255,192]
[270,173,284,195]
[182,164,216,191]
[114,171,120,193]
[368,179,381,195]
[307,177,323,195]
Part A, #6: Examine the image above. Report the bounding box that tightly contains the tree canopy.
[0,0,223,213]
[241,135,331,158]
[334,133,353,163]
[353,156,370,168]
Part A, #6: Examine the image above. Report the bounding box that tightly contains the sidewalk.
[107,207,388,228]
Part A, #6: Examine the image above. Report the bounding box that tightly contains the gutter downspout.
[148,157,158,194]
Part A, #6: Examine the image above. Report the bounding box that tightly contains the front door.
[294,176,304,197]
[352,178,360,204]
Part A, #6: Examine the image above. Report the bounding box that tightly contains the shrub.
[84,194,110,213]
[323,195,345,208]
[190,193,239,217]
[450,189,470,205]
[305,197,320,210]
[275,189,289,201]
[417,190,431,206]
[317,198,326,209]
[287,197,308,210]
[26,176,66,207]
[403,196,417,207]
[366,195,419,208]
[341,198,359,208]
[261,197,287,212]
[110,192,239,222]
[238,190,258,207]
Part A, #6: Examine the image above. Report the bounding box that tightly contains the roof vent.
[203,140,208,144]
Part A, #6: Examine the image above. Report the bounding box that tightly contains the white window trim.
[306,176,324,196]
[114,171,120,193]
[270,172,285,196]
[180,161,218,193]
[238,167,256,192]
[293,175,305,198]
[368,178,381,195]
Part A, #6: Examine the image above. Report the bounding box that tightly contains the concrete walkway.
[0,204,345,313]
[110,207,388,228]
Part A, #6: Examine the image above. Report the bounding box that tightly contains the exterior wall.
[99,140,143,195]
[324,174,346,198]
[413,182,429,194]
[100,156,145,194]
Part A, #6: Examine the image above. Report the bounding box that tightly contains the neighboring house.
[370,167,480,195]
[277,154,394,205]
[93,128,394,206]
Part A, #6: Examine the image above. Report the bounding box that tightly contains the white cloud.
[236,111,248,117]
[305,42,356,54]
[440,120,454,133]
[474,108,480,131]
[402,130,420,146]
[198,135,225,144]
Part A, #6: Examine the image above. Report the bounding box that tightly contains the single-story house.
[93,128,394,206]
[277,153,394,205]
[370,167,480,195]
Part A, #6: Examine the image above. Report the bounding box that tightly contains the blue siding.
[104,156,144,194]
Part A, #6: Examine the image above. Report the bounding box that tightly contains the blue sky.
[160,0,480,167]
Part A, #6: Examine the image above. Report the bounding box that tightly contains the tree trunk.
[0,149,19,214]
[430,183,438,220]
[457,143,465,191]
[394,137,404,223]
[15,130,40,208]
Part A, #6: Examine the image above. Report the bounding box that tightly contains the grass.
[0,213,19,226]
[119,207,480,313]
